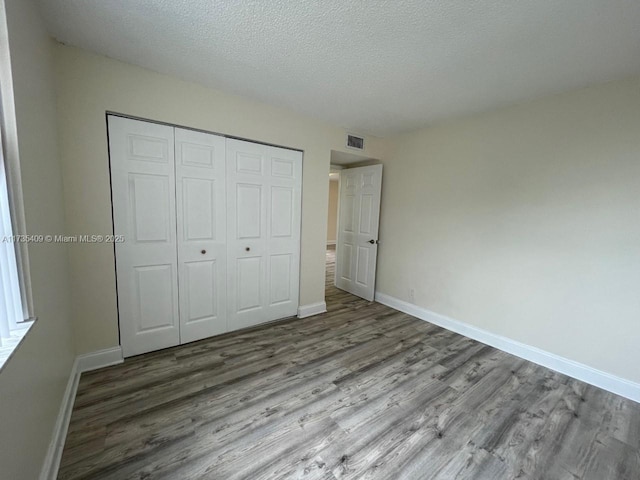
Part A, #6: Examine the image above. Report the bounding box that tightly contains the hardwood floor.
[58,246,640,479]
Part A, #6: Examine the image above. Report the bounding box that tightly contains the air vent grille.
[346,134,364,151]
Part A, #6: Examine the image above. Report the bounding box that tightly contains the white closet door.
[175,128,227,343]
[226,139,302,331]
[109,116,180,357]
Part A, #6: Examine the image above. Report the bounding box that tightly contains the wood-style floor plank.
[58,247,640,479]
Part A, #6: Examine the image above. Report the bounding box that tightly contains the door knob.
[201,249,206,254]
[245,247,250,252]
[368,239,377,244]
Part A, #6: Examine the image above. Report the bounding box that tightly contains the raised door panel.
[180,142,215,168]
[269,253,292,306]
[235,152,263,175]
[355,247,370,286]
[129,173,172,242]
[127,134,169,163]
[270,186,293,238]
[340,243,353,281]
[183,260,217,323]
[133,265,176,332]
[175,127,227,343]
[362,171,376,189]
[271,157,295,178]
[359,194,374,236]
[236,183,262,240]
[109,116,180,357]
[237,256,262,313]
[182,178,216,241]
[341,194,356,233]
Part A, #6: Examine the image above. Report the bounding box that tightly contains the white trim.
[0,320,34,371]
[326,240,336,246]
[0,9,34,320]
[375,291,640,403]
[77,346,124,373]
[39,358,80,480]
[39,346,124,479]
[297,301,327,319]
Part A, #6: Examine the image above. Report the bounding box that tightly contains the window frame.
[0,3,37,368]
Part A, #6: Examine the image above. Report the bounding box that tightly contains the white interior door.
[175,128,227,343]
[109,116,180,357]
[335,164,383,301]
[226,139,302,330]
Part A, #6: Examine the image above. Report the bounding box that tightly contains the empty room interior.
[1,1,640,479]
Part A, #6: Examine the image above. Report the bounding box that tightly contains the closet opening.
[107,113,302,357]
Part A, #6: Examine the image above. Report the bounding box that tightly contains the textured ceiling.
[38,1,640,136]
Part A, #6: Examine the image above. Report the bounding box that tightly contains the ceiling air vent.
[346,134,364,151]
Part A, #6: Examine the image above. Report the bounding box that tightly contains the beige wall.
[327,180,339,243]
[0,0,74,478]
[53,44,387,355]
[377,76,640,383]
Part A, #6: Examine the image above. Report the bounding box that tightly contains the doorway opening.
[326,167,340,288]
[326,150,383,305]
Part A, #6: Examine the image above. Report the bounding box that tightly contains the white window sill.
[0,320,36,371]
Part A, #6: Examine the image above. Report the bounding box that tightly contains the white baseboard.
[39,358,79,480]
[298,301,327,319]
[326,241,336,246]
[77,346,123,373]
[375,292,640,403]
[39,346,124,479]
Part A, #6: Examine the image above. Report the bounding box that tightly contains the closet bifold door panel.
[108,116,180,357]
[226,139,302,331]
[175,128,227,343]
